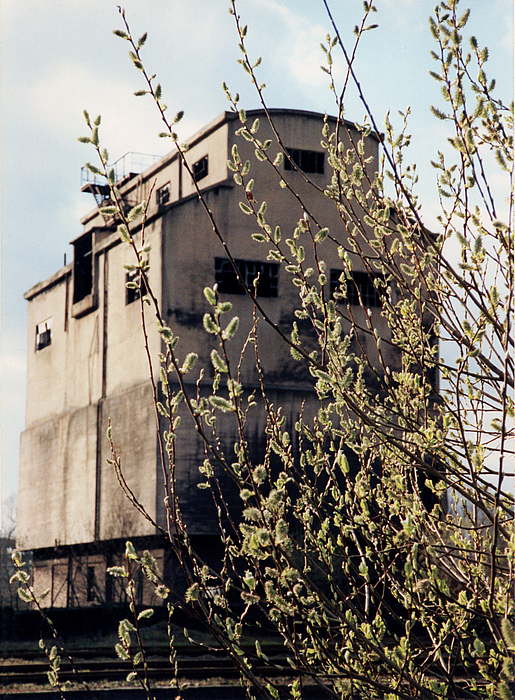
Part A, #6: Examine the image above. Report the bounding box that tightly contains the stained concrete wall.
[20,110,399,578]
[19,404,98,550]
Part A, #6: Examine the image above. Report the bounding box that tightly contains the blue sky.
[1,0,513,518]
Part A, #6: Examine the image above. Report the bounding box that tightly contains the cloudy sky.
[1,0,513,516]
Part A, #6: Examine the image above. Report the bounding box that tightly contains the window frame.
[193,155,209,182]
[35,318,52,351]
[157,182,171,207]
[215,258,279,298]
[284,148,325,175]
[330,269,385,308]
[125,269,147,305]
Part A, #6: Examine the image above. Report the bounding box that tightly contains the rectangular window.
[330,269,384,308]
[73,232,93,304]
[193,155,208,182]
[157,182,170,206]
[215,258,278,298]
[284,148,324,174]
[126,269,147,305]
[35,318,52,351]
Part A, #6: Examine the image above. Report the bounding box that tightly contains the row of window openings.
[156,154,209,207]
[155,147,325,207]
[36,267,382,351]
[126,263,383,306]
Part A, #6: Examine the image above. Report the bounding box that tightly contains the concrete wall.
[20,110,401,574]
[98,381,159,540]
[19,404,98,550]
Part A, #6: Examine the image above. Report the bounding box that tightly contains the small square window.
[215,258,278,298]
[157,182,170,206]
[35,318,52,351]
[126,269,148,305]
[330,270,384,308]
[193,155,208,182]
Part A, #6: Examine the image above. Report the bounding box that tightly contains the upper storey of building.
[23,109,382,429]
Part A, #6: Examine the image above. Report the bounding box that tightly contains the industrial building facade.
[18,109,391,607]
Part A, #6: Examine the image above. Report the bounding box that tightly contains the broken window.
[330,269,385,308]
[35,318,52,351]
[73,232,93,304]
[215,258,279,298]
[193,155,208,182]
[125,269,148,305]
[157,182,170,206]
[284,148,324,174]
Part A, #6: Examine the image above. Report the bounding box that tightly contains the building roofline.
[24,263,72,301]
[79,108,377,224]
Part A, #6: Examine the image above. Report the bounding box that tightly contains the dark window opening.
[126,269,148,305]
[193,155,208,182]
[73,232,93,304]
[157,182,170,206]
[215,258,278,298]
[135,568,144,606]
[35,319,52,351]
[86,566,97,602]
[330,269,385,308]
[285,148,324,174]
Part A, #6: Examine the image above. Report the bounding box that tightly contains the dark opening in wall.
[285,148,325,174]
[73,232,93,304]
[215,258,279,297]
[193,155,208,182]
[157,182,170,206]
[35,318,52,351]
[125,269,148,305]
[86,566,96,603]
[330,269,385,308]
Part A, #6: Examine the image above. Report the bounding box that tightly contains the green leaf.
[127,202,145,222]
[222,316,239,339]
[204,286,217,306]
[501,617,515,651]
[137,608,154,621]
[180,352,198,374]
[99,206,118,216]
[85,162,103,177]
[185,583,199,601]
[125,541,138,560]
[239,202,253,215]
[209,396,234,412]
[117,224,131,244]
[211,349,228,373]
[203,314,219,334]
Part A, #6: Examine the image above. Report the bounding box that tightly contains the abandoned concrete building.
[18,109,394,608]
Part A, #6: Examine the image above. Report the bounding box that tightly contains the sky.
[1,0,513,521]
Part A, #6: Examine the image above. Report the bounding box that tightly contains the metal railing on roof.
[81,151,161,186]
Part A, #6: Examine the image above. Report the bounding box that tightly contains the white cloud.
[245,0,343,90]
